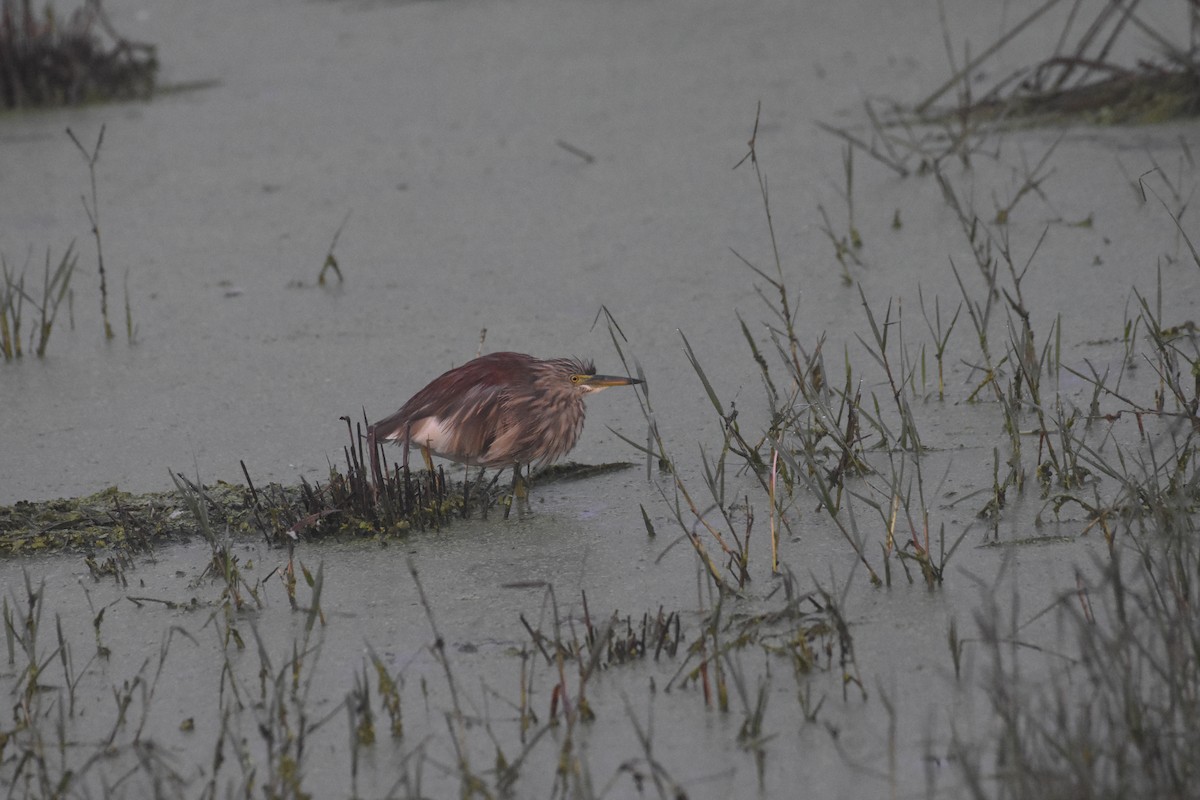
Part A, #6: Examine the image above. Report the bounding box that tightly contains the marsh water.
[3,0,1199,797]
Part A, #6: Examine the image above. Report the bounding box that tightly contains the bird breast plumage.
[478,384,586,467]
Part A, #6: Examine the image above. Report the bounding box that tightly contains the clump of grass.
[819,5,1199,191]
[2,125,141,361]
[623,97,1190,601]
[2,571,197,797]
[0,243,78,360]
[917,0,1200,126]
[641,108,975,587]
[172,471,263,617]
[666,570,860,712]
[508,583,704,797]
[520,589,682,675]
[956,476,1200,798]
[0,0,157,109]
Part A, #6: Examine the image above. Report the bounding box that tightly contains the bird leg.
[503,463,526,520]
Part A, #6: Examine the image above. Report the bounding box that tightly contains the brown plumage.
[368,352,640,491]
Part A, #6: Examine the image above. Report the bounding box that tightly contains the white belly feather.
[384,416,454,455]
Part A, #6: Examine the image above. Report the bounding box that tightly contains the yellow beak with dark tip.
[572,372,642,391]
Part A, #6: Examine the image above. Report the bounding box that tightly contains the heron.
[367,351,641,515]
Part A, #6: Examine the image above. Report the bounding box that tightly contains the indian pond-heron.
[367,351,641,512]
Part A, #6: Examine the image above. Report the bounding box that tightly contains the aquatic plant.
[0,0,157,109]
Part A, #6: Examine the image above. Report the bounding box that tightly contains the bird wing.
[372,355,535,466]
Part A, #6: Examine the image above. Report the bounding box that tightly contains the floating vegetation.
[0,413,636,556]
[0,0,157,109]
[950,66,1200,127]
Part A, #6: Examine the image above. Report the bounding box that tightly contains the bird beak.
[583,374,642,389]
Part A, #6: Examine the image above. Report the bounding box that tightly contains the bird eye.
[570,374,584,384]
